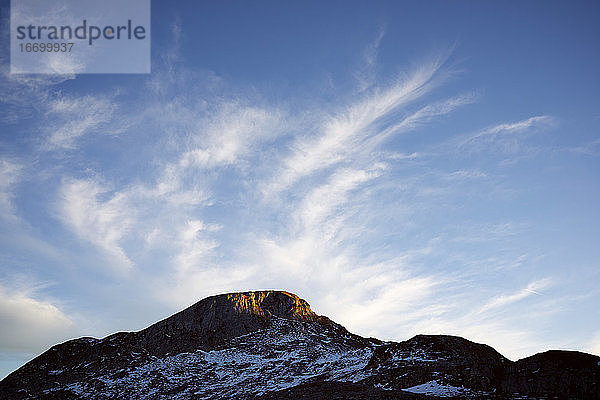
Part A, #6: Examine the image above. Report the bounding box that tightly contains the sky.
[1,0,600,379]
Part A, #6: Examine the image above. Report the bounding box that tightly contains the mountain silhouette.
[1,290,598,399]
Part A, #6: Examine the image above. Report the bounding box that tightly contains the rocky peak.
[136,290,323,355]
[219,290,319,321]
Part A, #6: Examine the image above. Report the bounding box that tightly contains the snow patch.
[59,318,374,399]
[48,369,63,375]
[402,380,467,397]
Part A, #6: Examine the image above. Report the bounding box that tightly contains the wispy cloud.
[57,178,135,271]
[456,115,556,154]
[478,278,552,314]
[471,115,555,139]
[0,159,22,223]
[0,69,75,124]
[55,173,217,276]
[44,94,118,150]
[296,164,386,234]
[568,138,600,156]
[178,102,282,169]
[264,53,457,195]
[354,26,385,92]
[363,91,478,150]
[172,220,221,275]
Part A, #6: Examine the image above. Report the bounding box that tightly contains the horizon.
[1,0,599,379]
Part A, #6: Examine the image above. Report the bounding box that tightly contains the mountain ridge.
[1,290,598,399]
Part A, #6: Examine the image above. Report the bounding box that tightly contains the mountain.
[1,290,598,399]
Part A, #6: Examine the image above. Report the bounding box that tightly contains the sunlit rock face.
[1,291,599,400]
[136,290,329,355]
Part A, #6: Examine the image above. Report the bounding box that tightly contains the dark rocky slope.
[1,291,598,399]
[501,350,600,398]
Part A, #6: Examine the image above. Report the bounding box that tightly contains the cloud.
[50,102,279,273]
[54,171,224,290]
[44,94,118,150]
[474,115,555,138]
[0,283,75,353]
[172,220,221,275]
[194,50,485,345]
[0,69,75,124]
[0,159,22,222]
[296,164,386,235]
[568,138,600,156]
[0,11,75,124]
[239,155,446,341]
[333,273,441,336]
[178,102,282,169]
[478,279,553,314]
[244,232,444,341]
[354,26,385,92]
[363,92,478,150]
[588,331,600,356]
[456,115,556,154]
[444,169,487,180]
[49,100,280,279]
[264,53,456,195]
[9,52,86,75]
[57,178,134,271]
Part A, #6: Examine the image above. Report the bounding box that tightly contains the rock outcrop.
[136,290,329,355]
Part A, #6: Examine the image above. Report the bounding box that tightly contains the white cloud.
[153,264,258,309]
[478,279,553,314]
[57,178,134,271]
[207,52,482,346]
[44,94,117,150]
[243,233,444,342]
[354,26,385,92]
[0,284,75,353]
[399,277,565,360]
[588,331,600,356]
[265,54,455,195]
[179,103,282,169]
[478,115,555,136]
[296,164,386,234]
[457,115,555,154]
[445,169,488,180]
[173,220,221,274]
[37,52,86,75]
[145,164,212,208]
[239,154,445,342]
[333,273,440,336]
[568,138,600,156]
[50,100,269,275]
[0,66,75,123]
[364,92,478,150]
[0,159,22,222]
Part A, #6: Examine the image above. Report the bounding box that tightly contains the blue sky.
[1,0,600,379]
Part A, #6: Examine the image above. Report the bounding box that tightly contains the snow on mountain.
[1,291,598,399]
